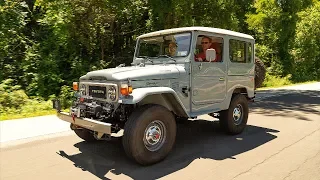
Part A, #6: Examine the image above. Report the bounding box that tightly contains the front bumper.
[57,112,112,135]
[53,100,112,135]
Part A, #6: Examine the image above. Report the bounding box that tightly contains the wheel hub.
[233,104,243,125]
[144,120,166,152]
[146,126,161,145]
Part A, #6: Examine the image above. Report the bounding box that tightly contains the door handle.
[182,86,189,97]
[198,63,203,70]
[219,77,224,81]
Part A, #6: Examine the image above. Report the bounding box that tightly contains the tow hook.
[70,123,82,130]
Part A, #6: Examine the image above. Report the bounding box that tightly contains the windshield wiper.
[139,56,154,64]
[157,55,176,62]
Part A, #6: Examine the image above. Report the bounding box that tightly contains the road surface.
[0,83,319,180]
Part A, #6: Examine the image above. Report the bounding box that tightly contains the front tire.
[122,105,176,165]
[175,116,188,124]
[219,94,249,135]
[74,128,97,142]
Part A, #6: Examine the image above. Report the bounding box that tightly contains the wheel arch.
[224,86,252,109]
[120,87,189,118]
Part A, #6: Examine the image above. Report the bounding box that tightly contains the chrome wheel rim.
[144,120,166,152]
[233,104,243,125]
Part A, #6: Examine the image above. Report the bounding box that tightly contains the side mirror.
[206,49,216,62]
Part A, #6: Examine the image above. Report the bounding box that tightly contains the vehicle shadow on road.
[251,90,320,121]
[57,120,279,180]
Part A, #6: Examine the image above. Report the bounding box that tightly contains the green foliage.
[247,0,315,76]
[0,79,28,109]
[58,85,74,109]
[262,73,292,88]
[255,44,274,68]
[291,1,320,82]
[0,99,56,121]
[0,79,55,121]
[0,0,319,120]
[0,0,30,83]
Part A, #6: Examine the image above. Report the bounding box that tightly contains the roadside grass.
[257,80,317,90]
[0,80,73,121]
[0,110,57,121]
[262,73,293,87]
[257,73,317,90]
[0,100,57,121]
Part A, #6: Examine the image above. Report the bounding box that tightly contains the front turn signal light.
[73,82,79,91]
[128,86,133,94]
[121,84,132,96]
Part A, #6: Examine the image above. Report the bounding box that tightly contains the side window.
[229,39,252,63]
[194,35,223,62]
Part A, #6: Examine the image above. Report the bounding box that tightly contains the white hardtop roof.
[138,26,254,40]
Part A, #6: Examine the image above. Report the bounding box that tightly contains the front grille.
[89,86,106,99]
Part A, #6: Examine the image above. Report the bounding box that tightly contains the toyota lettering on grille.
[89,86,106,98]
[91,89,105,94]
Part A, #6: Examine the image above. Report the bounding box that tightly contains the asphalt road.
[1,83,319,180]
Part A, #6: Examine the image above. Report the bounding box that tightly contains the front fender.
[119,87,189,117]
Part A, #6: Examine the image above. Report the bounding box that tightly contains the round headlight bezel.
[107,85,117,101]
[79,84,87,96]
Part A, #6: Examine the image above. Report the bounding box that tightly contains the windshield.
[136,32,192,60]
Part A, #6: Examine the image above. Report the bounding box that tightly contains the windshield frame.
[134,31,193,61]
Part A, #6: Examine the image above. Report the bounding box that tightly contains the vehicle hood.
[80,64,183,81]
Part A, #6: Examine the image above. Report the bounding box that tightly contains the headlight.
[108,86,117,101]
[79,84,86,96]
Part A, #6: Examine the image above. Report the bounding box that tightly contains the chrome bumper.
[57,112,112,135]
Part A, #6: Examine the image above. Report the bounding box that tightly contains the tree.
[0,1,30,84]
[292,1,320,81]
[246,0,314,76]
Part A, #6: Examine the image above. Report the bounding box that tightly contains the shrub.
[58,85,74,109]
[0,79,28,109]
[262,73,292,88]
[0,79,56,120]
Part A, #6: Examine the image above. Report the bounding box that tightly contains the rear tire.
[74,128,97,142]
[122,105,176,165]
[219,94,248,135]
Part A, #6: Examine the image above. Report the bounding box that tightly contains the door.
[191,34,227,106]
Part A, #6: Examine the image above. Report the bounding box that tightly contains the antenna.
[192,15,196,26]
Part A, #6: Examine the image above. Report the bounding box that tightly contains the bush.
[291,2,320,82]
[0,79,56,121]
[0,79,28,109]
[0,99,56,121]
[58,85,74,109]
[262,73,292,88]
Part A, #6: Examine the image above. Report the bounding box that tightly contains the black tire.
[122,104,176,165]
[219,94,248,135]
[255,57,266,89]
[74,128,97,142]
[175,116,189,124]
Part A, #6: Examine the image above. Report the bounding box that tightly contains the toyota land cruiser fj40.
[53,27,265,165]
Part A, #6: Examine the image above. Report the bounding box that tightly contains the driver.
[195,36,212,62]
[168,42,177,57]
